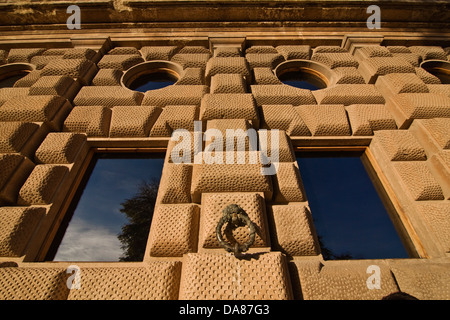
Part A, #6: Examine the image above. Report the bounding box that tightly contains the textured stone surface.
[346,104,397,135]
[149,204,199,256]
[311,52,359,68]
[390,262,450,300]
[149,105,198,137]
[205,57,251,81]
[97,54,144,70]
[272,162,307,203]
[140,46,179,61]
[18,164,69,205]
[67,262,182,300]
[260,104,311,136]
[0,153,34,204]
[295,104,351,136]
[74,86,143,107]
[358,57,416,83]
[179,252,292,300]
[109,106,161,137]
[291,260,399,300]
[416,203,450,253]
[373,130,427,161]
[251,85,317,106]
[0,122,39,154]
[0,206,46,257]
[0,267,69,300]
[141,85,208,107]
[158,163,192,204]
[91,69,123,86]
[210,73,246,93]
[417,118,450,149]
[63,106,111,137]
[269,204,319,256]
[34,132,86,164]
[313,84,385,105]
[392,162,444,201]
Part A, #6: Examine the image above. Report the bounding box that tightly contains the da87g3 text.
[223,304,269,315]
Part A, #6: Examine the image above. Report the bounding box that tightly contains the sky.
[296,152,409,260]
[51,154,165,262]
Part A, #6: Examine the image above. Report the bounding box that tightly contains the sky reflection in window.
[296,152,410,260]
[48,153,164,262]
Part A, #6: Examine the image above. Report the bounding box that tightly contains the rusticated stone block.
[0,88,30,105]
[149,105,198,137]
[91,69,123,86]
[251,85,317,106]
[0,267,69,300]
[375,73,429,99]
[109,106,161,137]
[141,85,208,107]
[333,67,365,84]
[178,46,210,54]
[107,47,140,56]
[416,203,450,253]
[427,84,450,98]
[295,104,351,136]
[417,118,450,149]
[34,132,86,164]
[385,93,450,129]
[205,57,251,81]
[246,46,278,54]
[392,53,421,67]
[40,59,97,85]
[0,122,40,154]
[13,70,41,88]
[276,45,311,60]
[30,55,55,70]
[392,162,444,200]
[63,106,111,137]
[213,46,241,57]
[390,262,450,300]
[97,54,144,71]
[269,204,319,256]
[245,53,284,69]
[199,93,259,126]
[62,48,97,61]
[205,119,255,152]
[415,67,441,84]
[0,206,46,257]
[312,84,385,105]
[148,204,199,257]
[176,68,204,85]
[260,104,311,136]
[191,163,273,203]
[158,163,192,204]
[357,57,416,83]
[171,53,210,69]
[372,130,427,161]
[17,164,69,205]
[258,129,295,162]
[29,75,81,100]
[0,95,71,131]
[313,46,348,54]
[210,73,246,93]
[0,154,34,205]
[73,86,143,107]
[140,46,179,61]
[253,68,283,85]
[409,46,448,61]
[7,48,46,63]
[179,252,291,300]
[291,260,399,300]
[354,46,393,61]
[199,192,269,249]
[272,162,307,203]
[67,262,182,300]
[346,104,397,136]
[311,52,359,69]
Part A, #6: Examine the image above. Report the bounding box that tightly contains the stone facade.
[0,0,449,300]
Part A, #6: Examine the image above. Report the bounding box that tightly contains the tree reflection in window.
[47,153,164,262]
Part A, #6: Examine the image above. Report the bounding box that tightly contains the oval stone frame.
[274,59,338,90]
[121,60,184,91]
[0,63,35,84]
[420,60,450,84]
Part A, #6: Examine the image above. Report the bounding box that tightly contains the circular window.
[274,60,335,91]
[0,63,35,88]
[420,60,450,84]
[121,61,182,93]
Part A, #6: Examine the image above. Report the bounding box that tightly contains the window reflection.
[296,151,410,260]
[46,153,165,262]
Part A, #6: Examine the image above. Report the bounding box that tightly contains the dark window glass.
[296,151,409,260]
[46,153,165,262]
[129,72,177,92]
[278,71,326,91]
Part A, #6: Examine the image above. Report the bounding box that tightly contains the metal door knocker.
[216,204,256,256]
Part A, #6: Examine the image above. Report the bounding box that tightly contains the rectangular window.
[296,149,411,260]
[45,152,165,262]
